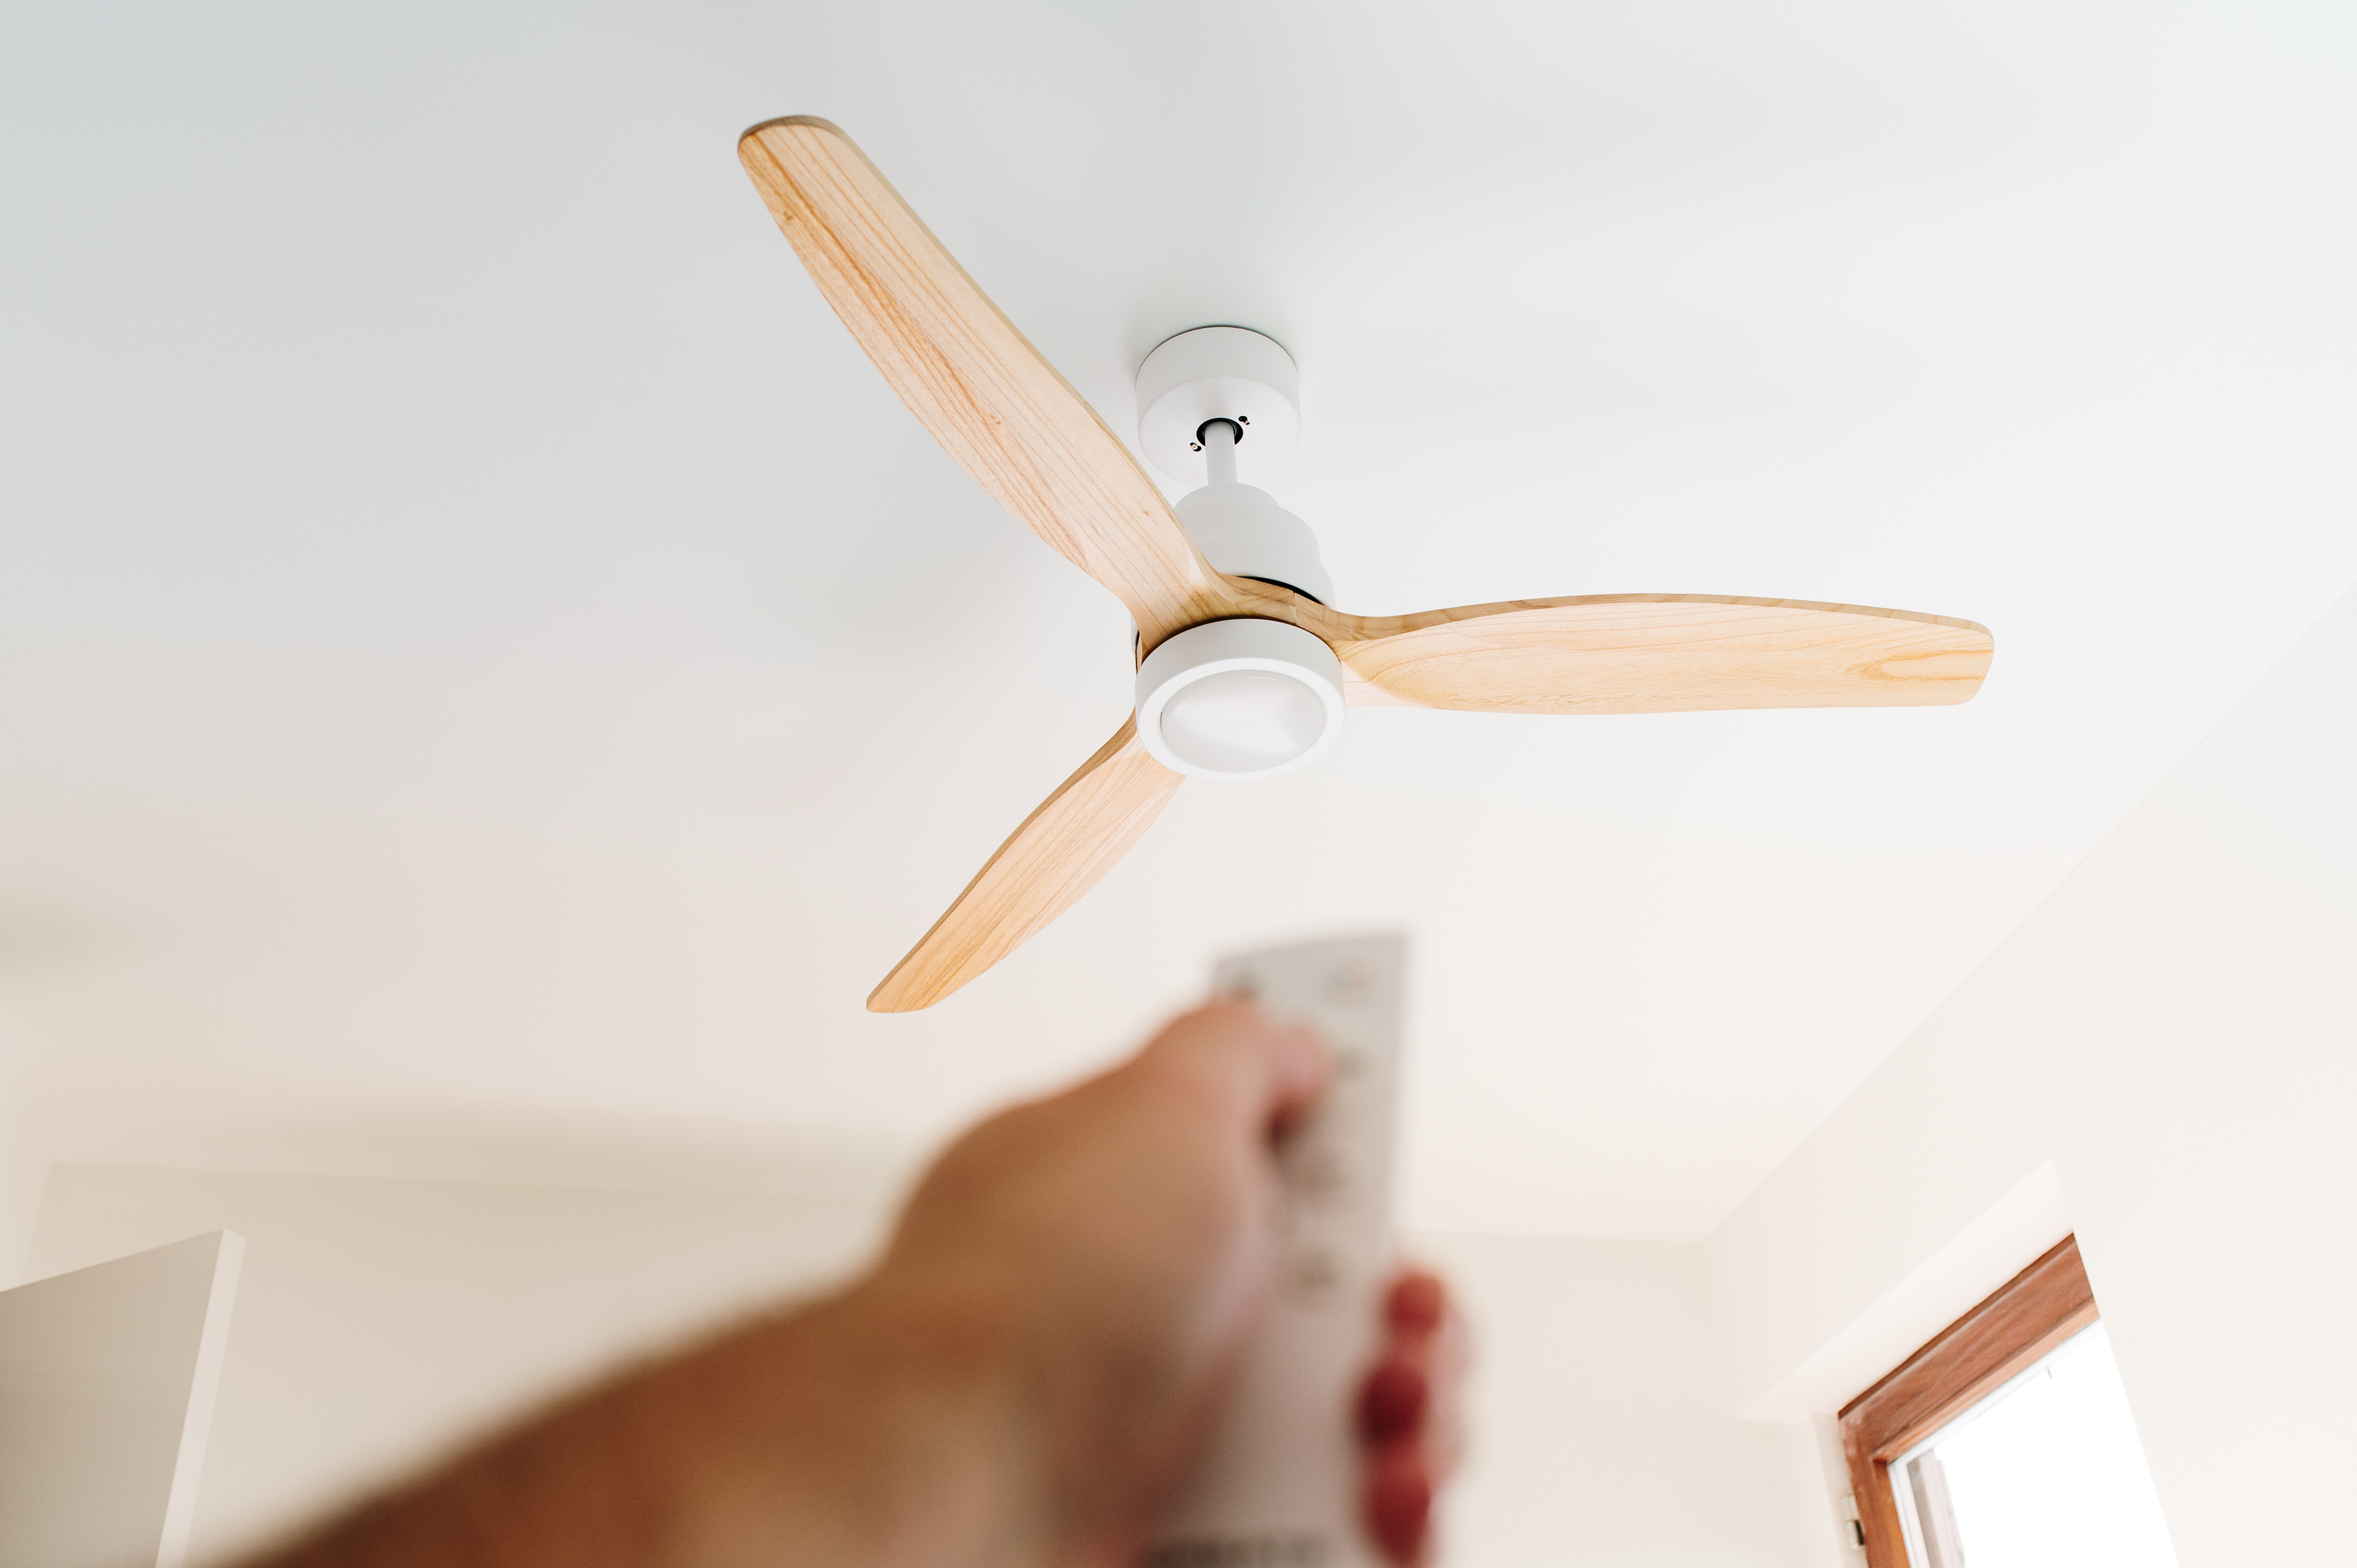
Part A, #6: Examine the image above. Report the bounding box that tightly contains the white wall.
[0,1230,242,1568]
[1706,589,2357,1567]
[28,1166,1823,1568]
[0,1035,49,1286]
[1417,1232,1826,1568]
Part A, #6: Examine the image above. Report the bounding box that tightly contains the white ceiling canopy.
[2,0,2352,1238]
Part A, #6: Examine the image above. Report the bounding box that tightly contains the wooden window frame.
[1837,1236,2098,1567]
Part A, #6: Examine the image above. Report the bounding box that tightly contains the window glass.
[1892,1322,2178,1568]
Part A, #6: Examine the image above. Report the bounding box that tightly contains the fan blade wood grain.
[1207,581,1992,712]
[739,118,1235,648]
[869,717,1183,1012]
[1333,595,1992,712]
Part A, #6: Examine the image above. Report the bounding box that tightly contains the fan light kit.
[737,117,1997,1012]
[1135,616,1345,780]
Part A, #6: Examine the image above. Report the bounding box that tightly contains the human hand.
[235,998,1463,1568]
[866,997,1464,1566]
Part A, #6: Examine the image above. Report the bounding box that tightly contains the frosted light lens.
[1158,671,1328,775]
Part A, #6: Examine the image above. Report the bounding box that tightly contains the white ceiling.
[3,1,2352,1239]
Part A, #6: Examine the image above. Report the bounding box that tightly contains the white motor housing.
[1176,483,1335,605]
[1137,323,1335,605]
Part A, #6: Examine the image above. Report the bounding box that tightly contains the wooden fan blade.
[739,118,1234,648]
[869,717,1183,1013]
[1322,593,1992,713]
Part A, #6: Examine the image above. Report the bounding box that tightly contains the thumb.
[1128,998,1331,1139]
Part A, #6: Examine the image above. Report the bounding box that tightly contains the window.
[1838,1237,2178,1567]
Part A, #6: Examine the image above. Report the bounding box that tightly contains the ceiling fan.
[737,117,1995,1014]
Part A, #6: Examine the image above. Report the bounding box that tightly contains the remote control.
[1144,933,1408,1568]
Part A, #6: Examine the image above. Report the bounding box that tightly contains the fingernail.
[1364,1456,1432,1565]
[1358,1359,1428,1443]
[1387,1272,1445,1336]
